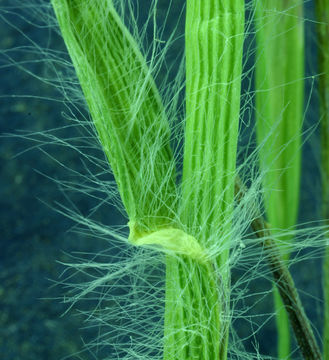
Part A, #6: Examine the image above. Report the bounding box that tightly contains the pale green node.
[51,0,176,233]
[128,221,208,263]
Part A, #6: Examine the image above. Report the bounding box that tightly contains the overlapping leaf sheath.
[255,1,304,358]
[163,2,245,360]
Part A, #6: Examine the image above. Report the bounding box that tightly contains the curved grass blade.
[51,0,177,234]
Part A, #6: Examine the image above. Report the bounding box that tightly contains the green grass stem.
[254,1,304,358]
[163,2,244,359]
[183,0,244,261]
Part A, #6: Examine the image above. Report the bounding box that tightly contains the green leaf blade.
[51,0,177,232]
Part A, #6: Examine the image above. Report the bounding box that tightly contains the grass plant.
[1,0,329,359]
[51,1,244,358]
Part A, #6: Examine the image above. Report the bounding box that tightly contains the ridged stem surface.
[163,2,245,359]
[182,1,244,258]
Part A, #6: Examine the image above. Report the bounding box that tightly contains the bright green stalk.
[163,2,244,359]
[183,1,244,261]
[254,1,304,359]
[51,0,176,235]
[315,1,329,358]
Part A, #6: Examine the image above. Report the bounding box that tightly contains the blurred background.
[0,1,126,358]
[0,1,324,359]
